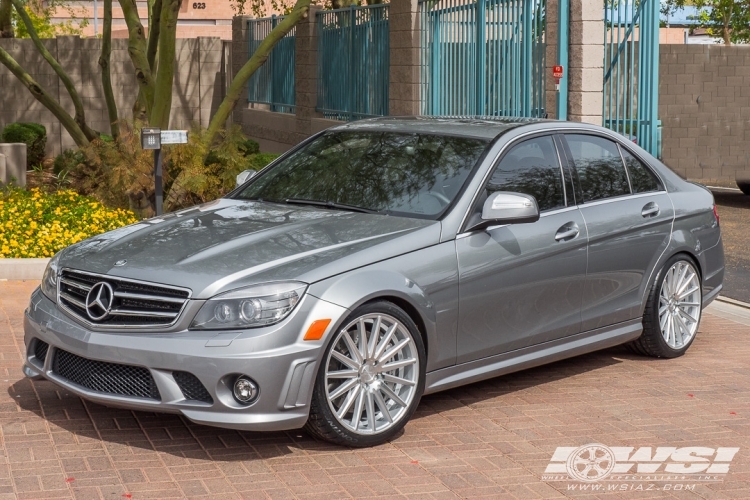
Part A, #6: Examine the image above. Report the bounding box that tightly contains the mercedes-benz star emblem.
[114,260,127,267]
[85,282,114,321]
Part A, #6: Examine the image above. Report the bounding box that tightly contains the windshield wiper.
[283,198,382,214]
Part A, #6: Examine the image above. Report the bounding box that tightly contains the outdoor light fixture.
[140,127,161,150]
[233,376,259,404]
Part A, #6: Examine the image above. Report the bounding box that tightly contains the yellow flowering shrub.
[0,187,139,258]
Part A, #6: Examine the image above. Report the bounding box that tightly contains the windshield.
[233,131,490,219]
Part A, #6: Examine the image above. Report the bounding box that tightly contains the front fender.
[307,242,460,372]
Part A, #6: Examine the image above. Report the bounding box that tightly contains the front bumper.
[23,287,348,431]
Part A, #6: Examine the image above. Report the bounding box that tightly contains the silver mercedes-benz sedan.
[24,117,723,447]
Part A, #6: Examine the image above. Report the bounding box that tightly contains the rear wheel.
[305,301,425,447]
[629,255,702,358]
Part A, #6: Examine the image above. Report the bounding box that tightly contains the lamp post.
[140,127,163,216]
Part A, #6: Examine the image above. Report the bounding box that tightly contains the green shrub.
[238,138,260,156]
[1,122,47,168]
[53,148,87,175]
[246,152,278,171]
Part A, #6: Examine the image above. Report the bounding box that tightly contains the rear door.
[455,135,588,363]
[560,134,674,331]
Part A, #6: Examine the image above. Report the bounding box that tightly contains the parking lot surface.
[712,188,750,304]
[1,280,749,499]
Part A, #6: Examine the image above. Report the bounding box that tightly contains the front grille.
[33,340,49,363]
[173,371,213,404]
[58,269,190,328]
[52,349,161,400]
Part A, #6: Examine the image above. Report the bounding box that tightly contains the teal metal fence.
[316,4,390,121]
[418,0,546,118]
[247,16,296,113]
[603,0,661,157]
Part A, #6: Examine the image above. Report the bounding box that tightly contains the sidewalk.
[1,280,749,499]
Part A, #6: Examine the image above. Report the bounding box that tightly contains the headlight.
[190,281,307,330]
[40,252,61,303]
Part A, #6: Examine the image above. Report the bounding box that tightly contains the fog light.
[233,376,259,404]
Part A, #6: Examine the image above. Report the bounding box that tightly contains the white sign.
[160,130,188,144]
[543,443,740,485]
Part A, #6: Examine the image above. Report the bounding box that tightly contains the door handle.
[554,223,579,242]
[641,202,660,218]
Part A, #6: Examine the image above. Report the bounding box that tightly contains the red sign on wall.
[553,65,564,79]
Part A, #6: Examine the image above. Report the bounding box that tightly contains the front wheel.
[305,301,426,447]
[629,255,702,358]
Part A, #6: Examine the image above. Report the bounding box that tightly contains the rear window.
[621,148,661,193]
[565,134,630,202]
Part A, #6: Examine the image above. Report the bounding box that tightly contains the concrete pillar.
[568,0,604,124]
[389,0,420,116]
[231,16,254,127]
[294,5,324,140]
[0,143,27,186]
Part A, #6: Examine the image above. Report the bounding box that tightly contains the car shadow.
[9,344,654,459]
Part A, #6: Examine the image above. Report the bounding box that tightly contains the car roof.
[327,116,554,141]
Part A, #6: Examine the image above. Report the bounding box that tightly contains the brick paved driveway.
[1,280,749,499]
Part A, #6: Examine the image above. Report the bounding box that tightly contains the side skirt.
[423,319,642,395]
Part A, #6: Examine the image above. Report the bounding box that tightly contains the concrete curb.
[0,258,50,280]
[716,295,750,310]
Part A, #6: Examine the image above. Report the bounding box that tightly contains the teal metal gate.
[418,0,547,118]
[247,16,296,113]
[316,5,390,121]
[603,0,661,157]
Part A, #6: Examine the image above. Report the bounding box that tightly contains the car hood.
[60,198,441,298]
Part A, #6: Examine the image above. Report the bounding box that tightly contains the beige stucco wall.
[0,36,226,156]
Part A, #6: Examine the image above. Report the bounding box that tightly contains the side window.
[621,147,661,193]
[565,134,630,202]
[486,136,566,212]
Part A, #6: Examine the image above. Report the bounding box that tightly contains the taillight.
[713,205,720,225]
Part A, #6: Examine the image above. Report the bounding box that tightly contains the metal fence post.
[557,0,569,120]
[476,0,486,115]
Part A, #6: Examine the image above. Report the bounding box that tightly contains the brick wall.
[660,44,750,183]
[0,36,226,156]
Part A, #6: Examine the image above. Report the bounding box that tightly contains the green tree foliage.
[663,0,750,44]
[9,0,87,38]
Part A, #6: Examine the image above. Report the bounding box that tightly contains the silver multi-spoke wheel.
[324,313,419,436]
[658,260,701,349]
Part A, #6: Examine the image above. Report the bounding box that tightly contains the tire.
[628,254,702,358]
[736,180,750,196]
[305,301,426,447]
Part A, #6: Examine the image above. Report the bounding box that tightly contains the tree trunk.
[146,0,162,71]
[118,0,155,120]
[0,46,90,147]
[205,0,312,145]
[150,0,180,129]
[12,0,99,142]
[0,0,12,38]
[99,0,119,139]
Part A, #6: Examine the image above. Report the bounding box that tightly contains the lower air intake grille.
[33,340,49,363]
[173,371,213,404]
[52,349,161,400]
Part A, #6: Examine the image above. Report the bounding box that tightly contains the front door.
[456,135,588,364]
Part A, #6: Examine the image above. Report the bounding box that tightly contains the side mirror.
[475,191,540,230]
[236,169,256,187]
